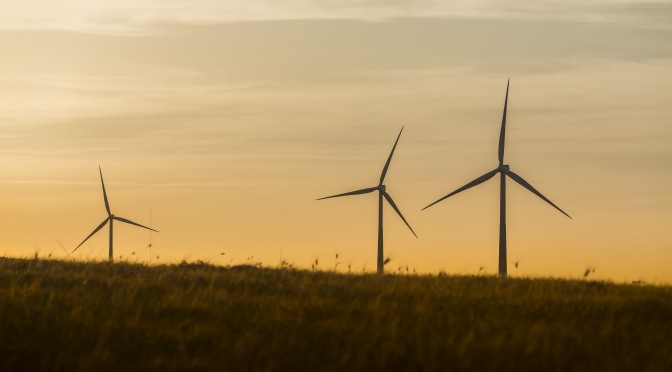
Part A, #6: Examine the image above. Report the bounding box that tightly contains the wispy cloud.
[2,1,671,34]
[1,17,670,157]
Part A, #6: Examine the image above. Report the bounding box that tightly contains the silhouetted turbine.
[318,127,417,274]
[73,167,158,262]
[422,80,571,277]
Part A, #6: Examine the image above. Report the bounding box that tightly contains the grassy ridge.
[1,258,671,371]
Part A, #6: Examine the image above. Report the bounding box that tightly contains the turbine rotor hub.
[498,164,510,172]
[378,184,386,192]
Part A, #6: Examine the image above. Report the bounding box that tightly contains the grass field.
[1,257,671,371]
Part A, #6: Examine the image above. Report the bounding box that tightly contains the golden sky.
[1,1,671,283]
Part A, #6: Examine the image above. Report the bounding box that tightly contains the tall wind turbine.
[422,80,571,277]
[73,167,158,262]
[318,126,417,274]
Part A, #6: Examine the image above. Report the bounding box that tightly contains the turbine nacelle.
[378,184,387,192]
[498,164,510,172]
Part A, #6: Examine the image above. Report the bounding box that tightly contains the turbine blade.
[379,126,404,184]
[114,216,159,232]
[73,218,109,253]
[384,192,417,238]
[498,79,510,165]
[316,186,378,200]
[422,169,499,210]
[504,169,572,219]
[99,166,111,215]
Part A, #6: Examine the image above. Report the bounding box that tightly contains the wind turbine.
[318,126,417,274]
[422,80,571,277]
[73,167,158,262]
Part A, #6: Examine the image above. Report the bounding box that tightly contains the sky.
[0,0,670,283]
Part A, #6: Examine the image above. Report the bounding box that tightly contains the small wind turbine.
[422,80,571,277]
[318,126,417,274]
[73,167,158,262]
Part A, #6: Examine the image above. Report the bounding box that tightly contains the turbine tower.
[318,126,417,274]
[73,167,158,262]
[422,80,571,277]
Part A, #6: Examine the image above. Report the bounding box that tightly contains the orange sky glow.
[0,1,670,283]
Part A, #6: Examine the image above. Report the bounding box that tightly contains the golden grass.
[1,257,671,371]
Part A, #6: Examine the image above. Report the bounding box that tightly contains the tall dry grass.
[1,257,671,371]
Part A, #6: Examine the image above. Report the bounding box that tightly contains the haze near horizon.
[0,0,670,283]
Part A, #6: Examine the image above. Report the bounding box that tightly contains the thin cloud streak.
[0,180,323,187]
[1,1,671,34]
